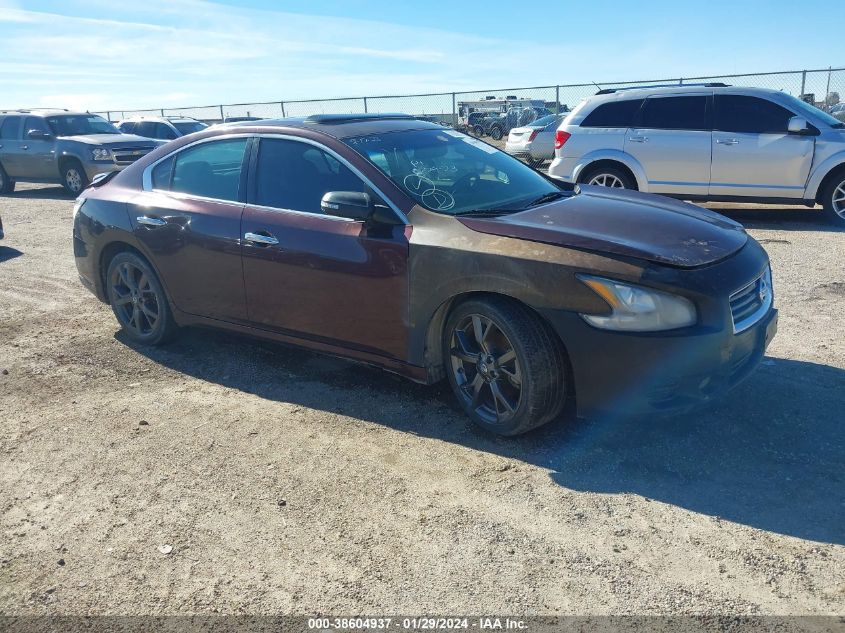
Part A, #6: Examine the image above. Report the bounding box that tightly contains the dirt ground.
[0,184,843,617]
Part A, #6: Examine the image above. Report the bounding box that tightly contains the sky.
[1,0,843,113]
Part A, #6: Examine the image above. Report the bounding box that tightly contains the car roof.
[0,109,91,117]
[218,113,444,139]
[120,116,197,122]
[587,85,787,102]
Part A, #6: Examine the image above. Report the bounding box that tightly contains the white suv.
[548,85,845,225]
[116,116,207,141]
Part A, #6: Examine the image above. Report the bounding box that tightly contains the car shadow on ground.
[121,327,844,545]
[0,245,23,262]
[705,205,844,232]
[1,186,72,200]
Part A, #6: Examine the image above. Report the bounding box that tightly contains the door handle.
[136,216,167,227]
[628,136,648,143]
[244,231,279,246]
[715,138,739,145]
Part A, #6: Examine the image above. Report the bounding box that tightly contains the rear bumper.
[548,157,576,182]
[542,307,778,417]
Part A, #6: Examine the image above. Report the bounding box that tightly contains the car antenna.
[592,81,603,91]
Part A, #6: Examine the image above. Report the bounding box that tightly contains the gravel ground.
[0,184,843,616]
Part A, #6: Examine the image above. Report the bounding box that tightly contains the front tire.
[443,297,567,436]
[579,164,636,190]
[106,252,178,345]
[61,159,89,196]
[0,164,15,194]
[821,171,845,226]
[489,126,504,141]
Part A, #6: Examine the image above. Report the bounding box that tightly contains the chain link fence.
[92,67,845,127]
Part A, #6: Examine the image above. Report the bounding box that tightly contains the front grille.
[111,146,156,165]
[729,267,773,334]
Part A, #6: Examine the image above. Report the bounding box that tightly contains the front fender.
[572,149,649,192]
[805,150,845,199]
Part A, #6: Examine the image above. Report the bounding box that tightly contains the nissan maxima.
[72,114,777,435]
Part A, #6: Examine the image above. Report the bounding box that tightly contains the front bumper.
[543,306,778,417]
[82,162,124,182]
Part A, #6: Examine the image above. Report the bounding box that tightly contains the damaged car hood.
[457,185,749,267]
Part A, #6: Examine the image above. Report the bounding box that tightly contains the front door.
[625,94,712,196]
[127,136,250,321]
[19,116,56,179]
[710,94,813,199]
[241,136,409,360]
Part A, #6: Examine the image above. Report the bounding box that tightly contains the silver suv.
[117,116,208,141]
[548,85,845,225]
[0,109,159,195]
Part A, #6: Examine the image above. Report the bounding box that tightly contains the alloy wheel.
[832,180,845,218]
[109,261,161,336]
[449,314,522,425]
[65,168,83,194]
[588,173,625,188]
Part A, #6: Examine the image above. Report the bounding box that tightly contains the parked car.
[505,114,566,167]
[830,103,845,123]
[222,116,263,123]
[0,109,160,195]
[117,116,208,141]
[548,84,845,225]
[73,113,776,436]
[484,107,552,141]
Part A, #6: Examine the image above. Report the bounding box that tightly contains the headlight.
[91,148,111,161]
[577,274,697,332]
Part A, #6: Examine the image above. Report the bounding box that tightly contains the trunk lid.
[457,185,748,268]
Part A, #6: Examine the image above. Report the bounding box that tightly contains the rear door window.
[0,117,21,139]
[157,138,248,201]
[155,123,178,140]
[640,96,708,130]
[581,99,644,127]
[136,121,157,138]
[118,122,136,134]
[715,95,794,134]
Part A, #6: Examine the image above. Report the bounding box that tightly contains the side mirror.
[321,191,373,221]
[320,191,402,225]
[787,116,810,135]
[27,129,52,140]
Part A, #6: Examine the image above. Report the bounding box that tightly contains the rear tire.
[61,159,89,196]
[106,251,178,345]
[443,296,567,436]
[489,126,504,141]
[472,125,485,137]
[820,170,845,226]
[579,164,636,190]
[0,164,15,194]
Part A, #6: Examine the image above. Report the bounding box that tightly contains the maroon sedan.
[73,114,777,435]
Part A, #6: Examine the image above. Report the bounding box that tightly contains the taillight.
[527,129,540,142]
[554,130,571,149]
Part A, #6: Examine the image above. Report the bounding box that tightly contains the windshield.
[532,114,557,127]
[344,129,561,215]
[173,121,208,134]
[46,115,120,136]
[781,94,845,128]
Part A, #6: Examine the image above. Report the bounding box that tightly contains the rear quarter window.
[581,99,644,127]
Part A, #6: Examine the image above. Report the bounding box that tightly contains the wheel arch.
[572,149,647,191]
[96,239,175,313]
[812,162,845,203]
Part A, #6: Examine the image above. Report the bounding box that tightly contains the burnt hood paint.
[458,185,748,268]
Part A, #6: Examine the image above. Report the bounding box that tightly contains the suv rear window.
[640,96,708,130]
[715,95,794,134]
[581,99,643,127]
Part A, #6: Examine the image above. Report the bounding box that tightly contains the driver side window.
[254,138,370,214]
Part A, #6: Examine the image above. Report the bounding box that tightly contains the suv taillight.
[554,130,571,149]
[527,129,540,142]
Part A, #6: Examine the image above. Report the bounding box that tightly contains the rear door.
[241,136,410,360]
[0,116,24,177]
[19,116,56,178]
[710,94,813,198]
[625,94,712,195]
[128,136,250,321]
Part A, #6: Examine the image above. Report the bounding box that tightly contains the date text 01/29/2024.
[307,617,527,630]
